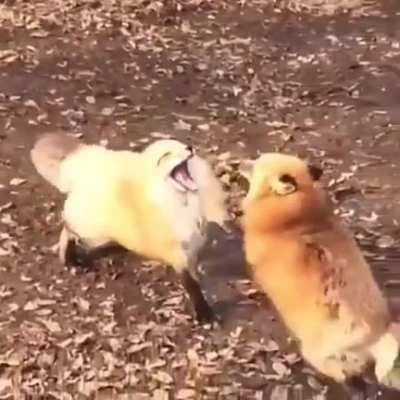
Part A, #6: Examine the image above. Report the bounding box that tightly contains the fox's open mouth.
[170,158,198,192]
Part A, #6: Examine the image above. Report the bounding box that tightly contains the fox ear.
[308,164,323,181]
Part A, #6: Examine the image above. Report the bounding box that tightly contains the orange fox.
[242,153,400,389]
[31,133,228,323]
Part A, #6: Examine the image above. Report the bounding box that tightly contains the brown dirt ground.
[2,0,400,399]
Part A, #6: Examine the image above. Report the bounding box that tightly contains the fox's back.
[60,146,141,192]
[62,147,143,244]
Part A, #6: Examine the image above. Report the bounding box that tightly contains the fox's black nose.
[187,145,193,153]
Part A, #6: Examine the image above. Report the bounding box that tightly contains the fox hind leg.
[303,348,368,399]
[302,346,348,383]
[368,331,399,385]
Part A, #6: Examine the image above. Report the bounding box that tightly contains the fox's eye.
[279,174,297,186]
[273,173,298,196]
[157,151,171,166]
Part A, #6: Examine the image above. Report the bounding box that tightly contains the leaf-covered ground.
[1,0,400,399]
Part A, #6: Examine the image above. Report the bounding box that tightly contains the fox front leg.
[58,226,89,266]
[58,226,77,265]
[180,268,216,325]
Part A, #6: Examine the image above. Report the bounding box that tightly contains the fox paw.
[194,302,220,327]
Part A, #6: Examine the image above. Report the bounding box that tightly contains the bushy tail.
[30,133,83,193]
[369,323,400,390]
[380,356,400,390]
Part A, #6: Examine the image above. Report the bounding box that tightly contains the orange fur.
[243,153,395,383]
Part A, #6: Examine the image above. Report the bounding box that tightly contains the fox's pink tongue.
[174,169,198,191]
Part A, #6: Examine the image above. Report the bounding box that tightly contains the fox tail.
[369,323,400,390]
[30,133,83,193]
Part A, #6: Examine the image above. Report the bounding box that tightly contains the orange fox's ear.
[308,164,323,181]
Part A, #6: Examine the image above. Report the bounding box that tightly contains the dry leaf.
[0,247,10,256]
[176,389,196,399]
[86,96,96,104]
[154,371,173,384]
[36,317,62,334]
[153,389,169,400]
[174,119,192,131]
[272,361,291,378]
[270,384,290,400]
[9,178,27,186]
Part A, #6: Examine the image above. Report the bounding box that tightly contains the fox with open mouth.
[31,133,228,323]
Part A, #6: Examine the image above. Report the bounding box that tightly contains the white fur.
[150,173,207,270]
[33,138,227,271]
